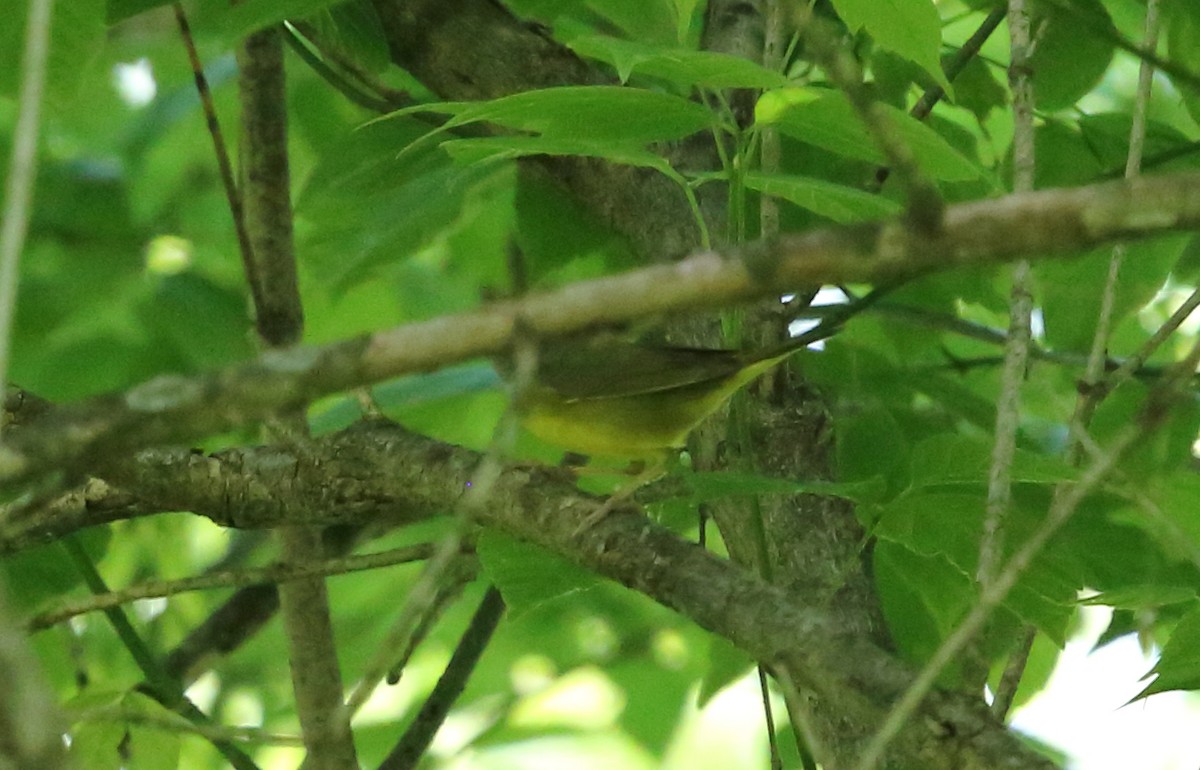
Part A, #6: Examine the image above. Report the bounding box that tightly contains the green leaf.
[1165,0,1200,126]
[121,693,183,770]
[1029,0,1116,109]
[306,0,390,74]
[139,273,254,370]
[580,0,678,45]
[515,170,637,282]
[195,0,342,38]
[1036,235,1186,352]
[743,171,902,223]
[756,89,986,182]
[1134,603,1200,698]
[875,490,985,570]
[477,529,601,619]
[1135,472,1200,563]
[308,363,501,436]
[569,35,789,89]
[1078,113,1195,174]
[908,433,1079,488]
[4,532,109,613]
[1081,586,1198,611]
[874,488,1075,641]
[439,136,675,174]
[947,56,1009,121]
[698,634,754,706]
[298,121,517,294]
[874,541,975,680]
[834,407,911,500]
[1,0,106,105]
[672,0,702,43]
[69,719,125,770]
[388,86,716,146]
[106,0,172,23]
[684,470,885,504]
[830,0,952,95]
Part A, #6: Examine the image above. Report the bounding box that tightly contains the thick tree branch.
[28,418,1053,770]
[3,170,1200,491]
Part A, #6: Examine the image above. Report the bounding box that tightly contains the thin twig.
[236,16,354,765]
[990,627,1035,719]
[172,3,259,322]
[1070,0,1161,450]
[0,0,52,440]
[758,666,783,770]
[911,8,1008,122]
[27,543,444,631]
[873,6,1007,188]
[343,328,535,719]
[1104,288,1200,393]
[379,587,506,770]
[72,704,303,747]
[772,668,826,770]
[977,0,1037,588]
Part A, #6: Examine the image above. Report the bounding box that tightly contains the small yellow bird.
[515,333,815,461]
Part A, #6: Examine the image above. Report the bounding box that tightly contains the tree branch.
[4,170,1200,491]
[38,418,1054,770]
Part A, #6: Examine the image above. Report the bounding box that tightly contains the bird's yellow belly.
[520,383,734,458]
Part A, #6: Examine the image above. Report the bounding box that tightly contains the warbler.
[515,332,816,460]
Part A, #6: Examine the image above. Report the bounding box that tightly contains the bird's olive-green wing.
[536,339,752,400]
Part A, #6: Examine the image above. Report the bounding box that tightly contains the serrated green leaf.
[830,0,952,95]
[909,433,1079,488]
[477,529,601,619]
[756,89,986,182]
[1080,586,1198,610]
[874,541,974,680]
[1133,603,1200,699]
[742,171,902,223]
[876,496,1073,647]
[569,35,789,89]
[875,490,984,570]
